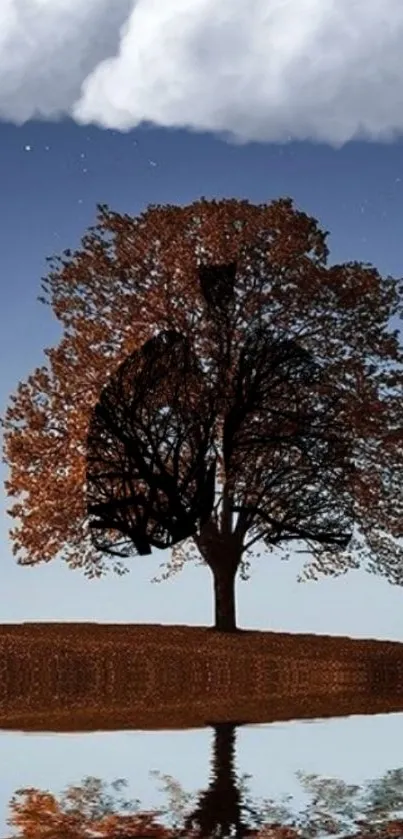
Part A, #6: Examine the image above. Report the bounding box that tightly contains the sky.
[1,0,403,835]
[0,0,403,638]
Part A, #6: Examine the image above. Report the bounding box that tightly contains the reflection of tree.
[270,767,403,838]
[5,776,176,839]
[177,722,254,838]
[6,762,403,839]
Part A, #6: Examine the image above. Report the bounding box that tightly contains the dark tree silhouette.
[86,328,217,558]
[178,722,254,838]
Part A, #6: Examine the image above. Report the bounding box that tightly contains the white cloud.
[2,0,403,147]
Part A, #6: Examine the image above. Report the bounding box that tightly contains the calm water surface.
[2,712,403,837]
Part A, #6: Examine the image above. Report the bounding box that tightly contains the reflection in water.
[5,723,403,838]
[178,722,252,837]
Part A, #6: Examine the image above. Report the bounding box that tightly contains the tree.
[2,196,403,630]
[85,286,355,630]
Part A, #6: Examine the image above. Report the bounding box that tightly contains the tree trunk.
[194,518,241,632]
[212,563,238,632]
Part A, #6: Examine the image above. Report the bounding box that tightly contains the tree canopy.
[85,310,354,569]
[2,196,402,607]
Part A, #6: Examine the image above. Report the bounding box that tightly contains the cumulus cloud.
[2,0,403,146]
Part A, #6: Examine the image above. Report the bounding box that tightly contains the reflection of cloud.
[1,0,403,147]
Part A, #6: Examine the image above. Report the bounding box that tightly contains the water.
[2,712,403,837]
[2,622,403,836]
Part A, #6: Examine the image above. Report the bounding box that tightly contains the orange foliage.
[6,785,176,839]
[2,196,402,587]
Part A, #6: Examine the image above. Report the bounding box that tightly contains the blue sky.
[1,1,403,835]
[0,0,403,638]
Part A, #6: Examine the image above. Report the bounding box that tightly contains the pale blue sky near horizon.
[1,3,403,834]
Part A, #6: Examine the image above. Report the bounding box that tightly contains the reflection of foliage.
[233,768,403,838]
[5,776,175,839]
[6,767,403,839]
[297,767,403,837]
[149,770,197,832]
